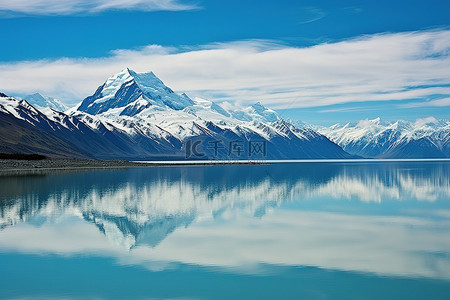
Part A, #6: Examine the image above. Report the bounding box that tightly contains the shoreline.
[2,157,449,174]
[0,159,151,173]
[0,158,270,173]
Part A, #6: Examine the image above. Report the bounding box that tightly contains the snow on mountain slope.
[77,68,195,115]
[0,94,60,127]
[68,69,351,159]
[0,94,93,158]
[244,102,279,122]
[25,93,68,112]
[73,69,286,141]
[318,118,450,158]
[0,68,353,160]
[0,95,28,121]
[74,69,279,134]
[0,93,183,159]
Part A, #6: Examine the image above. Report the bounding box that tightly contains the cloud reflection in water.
[0,162,449,279]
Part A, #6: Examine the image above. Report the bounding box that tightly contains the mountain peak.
[240,101,279,123]
[251,101,266,112]
[127,69,172,93]
[25,93,68,112]
[30,92,44,97]
[120,68,157,81]
[356,117,382,128]
[77,69,194,115]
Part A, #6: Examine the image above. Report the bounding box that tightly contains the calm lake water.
[0,161,450,299]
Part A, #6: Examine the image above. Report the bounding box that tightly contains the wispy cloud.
[402,97,450,108]
[414,116,438,127]
[0,0,198,16]
[0,30,449,108]
[319,106,379,113]
[297,7,327,24]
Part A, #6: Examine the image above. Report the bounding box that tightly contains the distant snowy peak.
[323,117,450,141]
[77,68,194,115]
[25,93,68,112]
[245,102,279,122]
[318,117,450,158]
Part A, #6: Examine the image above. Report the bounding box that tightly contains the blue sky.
[0,0,449,125]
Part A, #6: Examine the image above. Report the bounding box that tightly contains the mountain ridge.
[317,117,450,158]
[0,69,353,160]
[4,69,447,160]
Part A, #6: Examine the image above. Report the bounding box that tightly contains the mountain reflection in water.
[0,161,449,281]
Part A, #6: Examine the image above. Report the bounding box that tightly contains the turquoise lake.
[0,161,450,299]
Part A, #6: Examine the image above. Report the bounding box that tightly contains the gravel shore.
[0,158,150,173]
[0,158,267,176]
[0,158,269,174]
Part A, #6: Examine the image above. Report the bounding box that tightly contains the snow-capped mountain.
[0,94,88,158]
[3,68,448,160]
[65,68,352,160]
[72,68,281,130]
[318,117,450,158]
[25,93,68,112]
[0,93,178,159]
[77,68,194,115]
[0,68,352,160]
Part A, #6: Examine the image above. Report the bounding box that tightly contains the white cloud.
[415,116,438,128]
[0,0,197,15]
[404,97,450,108]
[430,97,450,106]
[0,30,449,108]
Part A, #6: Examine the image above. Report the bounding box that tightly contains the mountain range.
[317,118,450,158]
[0,69,351,160]
[1,69,449,160]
